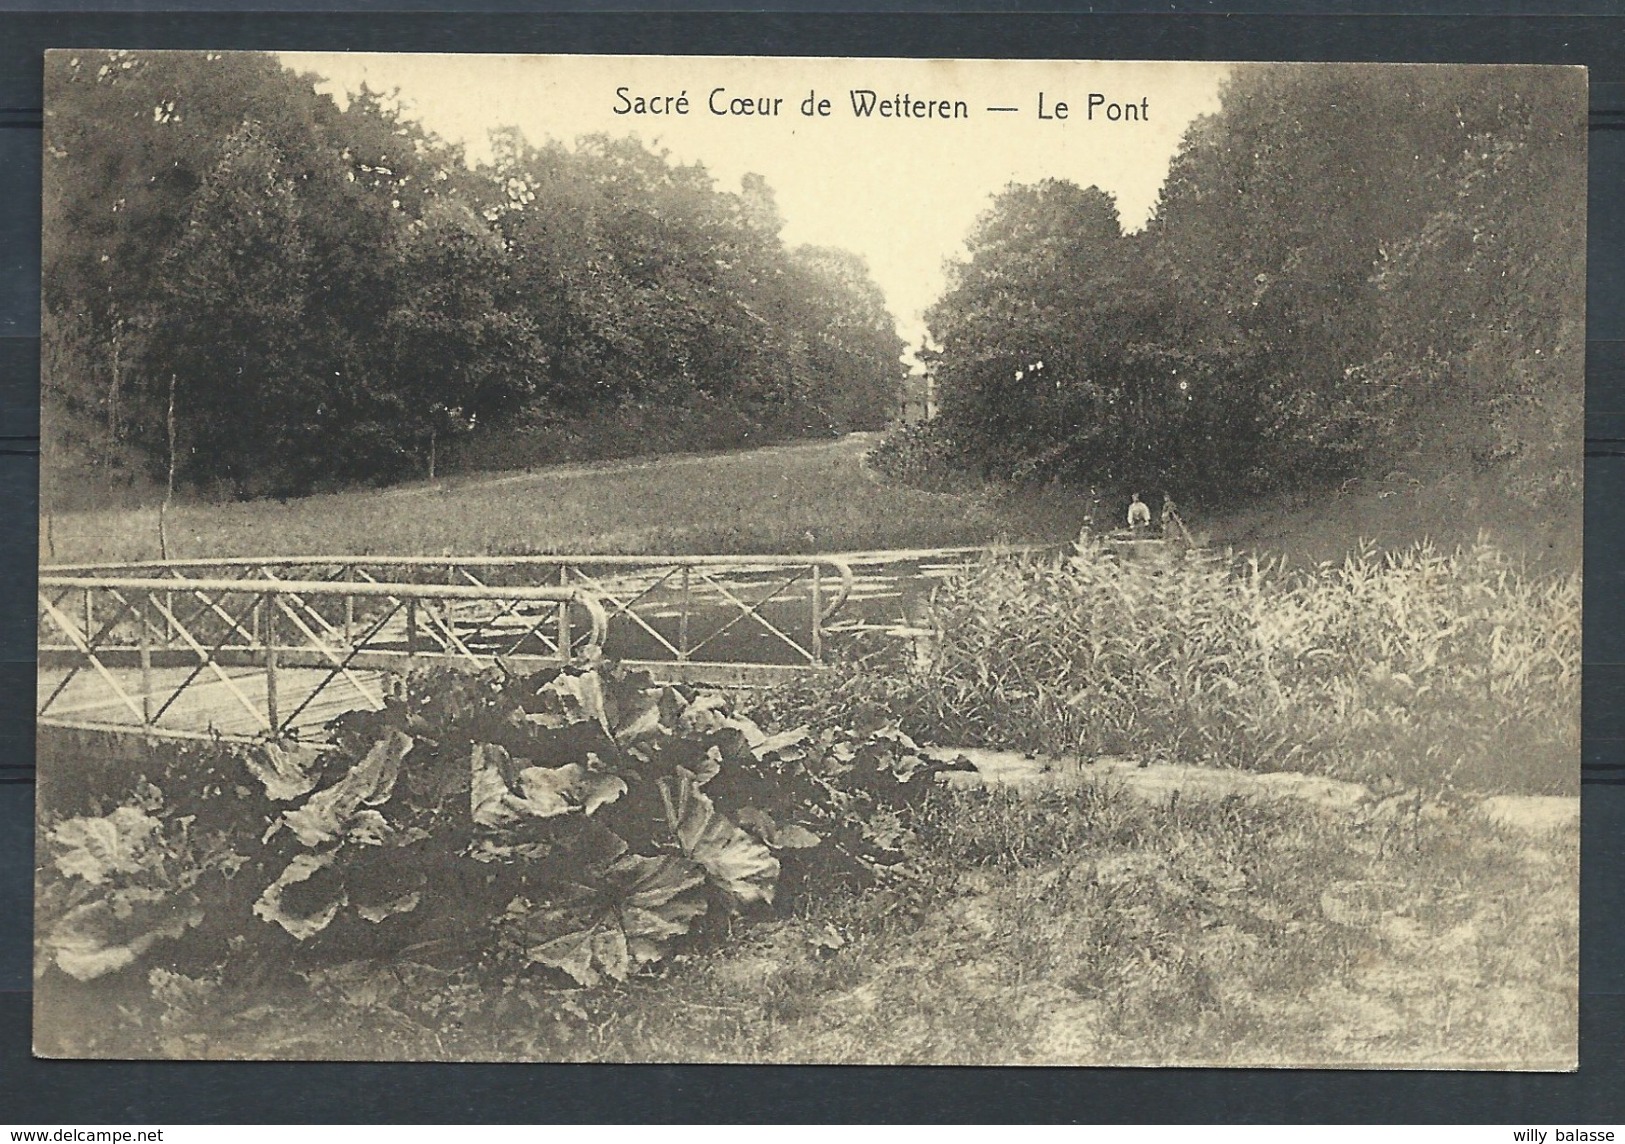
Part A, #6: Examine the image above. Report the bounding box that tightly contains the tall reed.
[831,538,1578,795]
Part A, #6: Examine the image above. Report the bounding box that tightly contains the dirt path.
[933,747,1579,835]
[379,433,881,500]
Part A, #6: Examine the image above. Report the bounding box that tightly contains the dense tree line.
[923,65,1585,509]
[43,51,905,503]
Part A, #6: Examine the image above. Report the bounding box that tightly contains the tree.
[44,52,912,500]
[926,180,1146,482]
[385,200,545,477]
[787,246,906,432]
[920,64,1586,510]
[146,120,314,494]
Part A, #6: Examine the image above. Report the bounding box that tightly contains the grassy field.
[41,435,1084,565]
[40,432,1578,569]
[40,776,1575,1066]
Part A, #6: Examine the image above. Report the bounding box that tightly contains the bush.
[865,422,979,494]
[805,540,1578,796]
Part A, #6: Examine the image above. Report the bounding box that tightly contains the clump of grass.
[802,538,1578,795]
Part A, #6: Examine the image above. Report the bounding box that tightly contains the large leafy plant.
[40,658,968,990]
[38,802,209,982]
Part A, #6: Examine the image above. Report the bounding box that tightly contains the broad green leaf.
[48,807,163,885]
[774,824,823,849]
[346,849,427,913]
[684,748,723,787]
[521,853,705,987]
[254,851,346,940]
[281,730,411,847]
[749,725,811,761]
[344,809,392,846]
[871,727,921,752]
[473,745,626,826]
[590,926,630,984]
[613,697,663,744]
[735,806,822,850]
[527,669,610,733]
[514,764,586,818]
[242,740,324,802]
[678,693,731,735]
[724,713,768,745]
[580,772,629,816]
[470,743,523,828]
[889,754,934,783]
[609,680,671,744]
[526,916,601,987]
[660,773,779,906]
[612,852,707,917]
[45,889,202,981]
[356,891,421,924]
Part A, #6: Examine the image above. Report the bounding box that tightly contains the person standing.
[1127,493,1151,530]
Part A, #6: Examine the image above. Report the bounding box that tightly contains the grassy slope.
[578,787,1577,1067]
[43,433,1577,573]
[1206,471,1581,573]
[41,434,1083,565]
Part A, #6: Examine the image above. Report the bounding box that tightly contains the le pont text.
[612,87,1151,122]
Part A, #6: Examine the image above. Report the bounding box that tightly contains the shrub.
[865,422,979,494]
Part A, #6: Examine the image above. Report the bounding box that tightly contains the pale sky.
[281,53,1230,354]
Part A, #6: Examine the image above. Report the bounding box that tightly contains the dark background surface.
[1,4,1622,1123]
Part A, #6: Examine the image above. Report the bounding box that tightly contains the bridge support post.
[264,598,279,734]
[679,565,691,661]
[138,595,153,727]
[557,566,572,662]
[343,565,354,648]
[810,564,822,663]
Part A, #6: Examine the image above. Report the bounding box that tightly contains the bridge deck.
[38,664,387,740]
[37,547,1014,744]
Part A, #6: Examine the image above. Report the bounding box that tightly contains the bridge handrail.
[38,575,611,651]
[43,554,855,625]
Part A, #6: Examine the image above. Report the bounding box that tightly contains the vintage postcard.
[36,53,1582,1066]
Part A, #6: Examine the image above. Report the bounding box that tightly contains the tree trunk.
[165,372,178,502]
[106,313,121,492]
[159,372,177,560]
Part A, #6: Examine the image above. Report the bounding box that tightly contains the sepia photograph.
[34,52,1583,1067]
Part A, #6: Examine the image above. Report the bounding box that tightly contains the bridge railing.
[37,575,608,741]
[46,555,856,681]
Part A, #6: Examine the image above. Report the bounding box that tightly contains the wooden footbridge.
[37,554,867,745]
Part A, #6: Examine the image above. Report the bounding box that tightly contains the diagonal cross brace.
[37,591,148,724]
[688,567,817,663]
[565,564,685,659]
